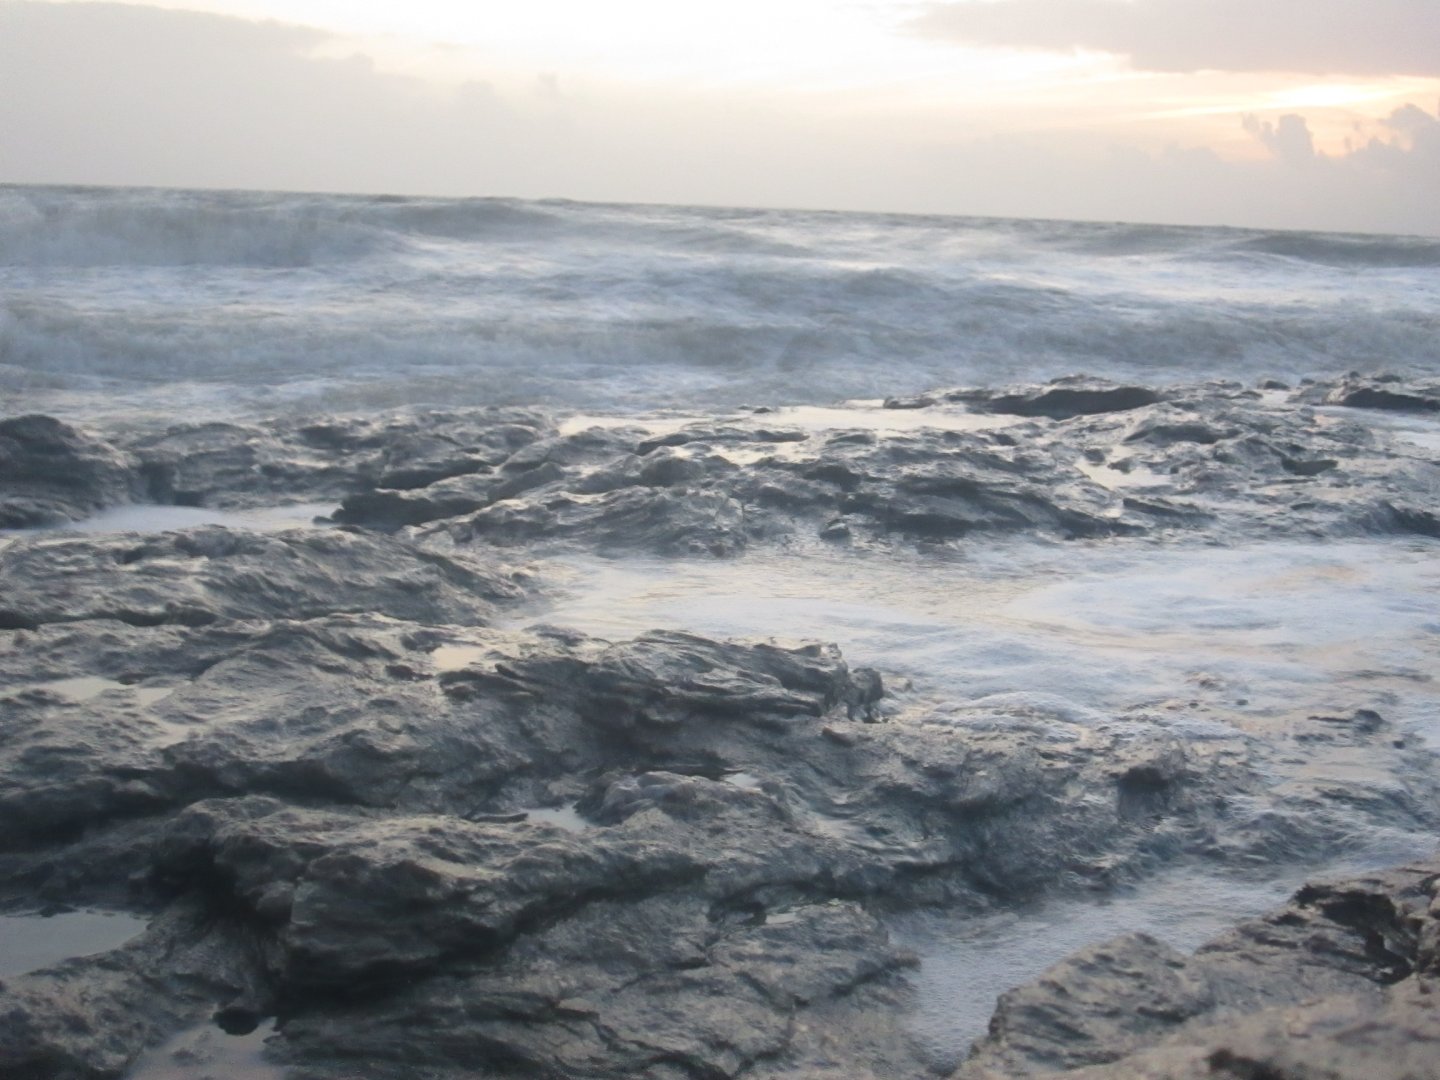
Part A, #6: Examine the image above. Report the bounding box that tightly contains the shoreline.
[2,372,1438,1078]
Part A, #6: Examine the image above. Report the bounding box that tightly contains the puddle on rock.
[125,1019,284,1080]
[430,644,491,672]
[524,805,592,832]
[4,677,177,708]
[764,403,1022,435]
[1075,457,1170,490]
[0,910,149,977]
[723,772,764,791]
[0,502,336,540]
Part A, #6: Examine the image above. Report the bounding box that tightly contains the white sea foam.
[4,185,1439,421]
[6,185,1440,1063]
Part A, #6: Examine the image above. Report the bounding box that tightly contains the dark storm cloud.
[912,0,1440,76]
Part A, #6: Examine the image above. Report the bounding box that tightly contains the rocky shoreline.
[2,373,1438,1078]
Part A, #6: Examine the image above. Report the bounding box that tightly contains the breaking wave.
[3,184,1438,418]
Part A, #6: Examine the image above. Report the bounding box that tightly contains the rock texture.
[959,860,1440,1080]
[0,415,145,527]
[1,374,1438,1078]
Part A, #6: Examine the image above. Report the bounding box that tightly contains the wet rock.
[1069,978,1440,1080]
[960,860,1440,1079]
[1321,375,1440,414]
[981,382,1165,420]
[0,900,270,1079]
[7,602,1379,1079]
[0,414,144,527]
[0,526,523,631]
[452,486,752,555]
[123,408,551,510]
[494,631,876,729]
[915,378,1165,420]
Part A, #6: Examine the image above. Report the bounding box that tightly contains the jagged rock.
[0,526,523,631]
[0,900,270,1079]
[4,374,1440,1080]
[123,408,552,510]
[0,414,144,526]
[1320,375,1440,414]
[892,378,1165,419]
[960,860,1440,1079]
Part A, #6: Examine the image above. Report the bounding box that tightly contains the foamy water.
[511,538,1440,1058]
[5,185,1439,421]
[6,184,1440,1070]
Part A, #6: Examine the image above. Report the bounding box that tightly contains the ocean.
[3,184,1440,1074]
[4,184,1439,422]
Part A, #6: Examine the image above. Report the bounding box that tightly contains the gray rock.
[960,860,1440,1079]
[0,414,144,527]
[0,525,523,631]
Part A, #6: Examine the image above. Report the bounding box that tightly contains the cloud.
[0,2,572,195]
[1243,113,1316,165]
[0,2,1437,235]
[913,0,1440,76]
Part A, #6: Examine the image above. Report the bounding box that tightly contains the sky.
[1,0,1438,234]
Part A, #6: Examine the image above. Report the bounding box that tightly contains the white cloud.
[1243,113,1317,165]
[914,0,1440,76]
[1,2,1437,235]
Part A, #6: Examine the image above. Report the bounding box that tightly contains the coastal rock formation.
[0,526,524,631]
[959,859,1440,1079]
[127,408,553,510]
[1,585,1438,1076]
[1,373,1438,1078]
[0,415,144,527]
[8,372,1438,554]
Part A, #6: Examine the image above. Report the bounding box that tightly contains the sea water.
[4,184,1439,1064]
[4,184,1439,422]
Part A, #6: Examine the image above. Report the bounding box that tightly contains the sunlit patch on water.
[1313,405,1440,457]
[0,910,149,978]
[763,403,1023,435]
[511,539,1440,733]
[557,403,1021,441]
[723,771,764,790]
[1075,456,1170,490]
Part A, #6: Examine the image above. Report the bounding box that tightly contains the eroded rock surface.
[959,860,1440,1080]
[0,415,145,528]
[1,373,1438,1078]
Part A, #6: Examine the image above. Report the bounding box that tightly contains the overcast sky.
[2,0,1437,234]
